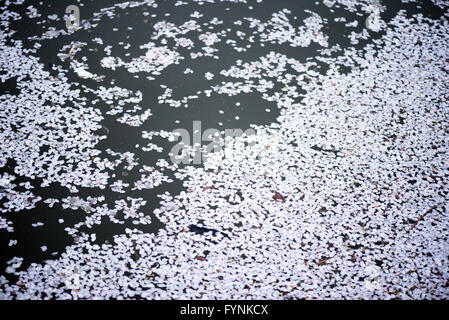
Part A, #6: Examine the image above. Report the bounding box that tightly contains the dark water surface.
[0,0,445,283]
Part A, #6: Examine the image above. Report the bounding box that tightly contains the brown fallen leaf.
[194,255,207,262]
[317,257,330,266]
[272,191,287,203]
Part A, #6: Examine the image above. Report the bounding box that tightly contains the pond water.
[0,0,448,299]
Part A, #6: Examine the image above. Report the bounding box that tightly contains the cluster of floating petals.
[0,0,448,299]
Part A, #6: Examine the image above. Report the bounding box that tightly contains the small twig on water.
[406,204,440,233]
